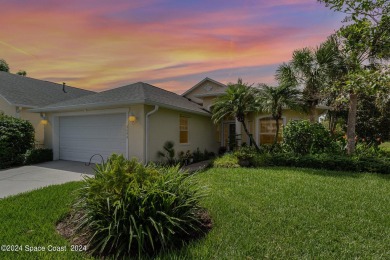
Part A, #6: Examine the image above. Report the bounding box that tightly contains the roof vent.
[62,82,67,93]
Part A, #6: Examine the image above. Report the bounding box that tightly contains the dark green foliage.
[252,152,390,174]
[192,148,215,163]
[356,94,390,141]
[24,148,53,165]
[157,141,175,165]
[74,154,208,258]
[178,150,192,165]
[211,79,261,151]
[16,70,27,76]
[0,59,9,72]
[234,146,258,166]
[0,114,34,169]
[283,120,337,155]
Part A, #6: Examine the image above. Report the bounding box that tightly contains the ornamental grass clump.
[74,154,210,258]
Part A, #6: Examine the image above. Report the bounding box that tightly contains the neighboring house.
[1,73,327,163]
[0,71,94,145]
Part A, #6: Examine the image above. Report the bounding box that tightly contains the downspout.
[145,105,159,163]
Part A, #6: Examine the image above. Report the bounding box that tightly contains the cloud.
[0,0,343,92]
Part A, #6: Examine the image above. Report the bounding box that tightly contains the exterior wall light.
[129,115,136,124]
[40,113,48,125]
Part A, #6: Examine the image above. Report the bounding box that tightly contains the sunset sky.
[0,0,345,93]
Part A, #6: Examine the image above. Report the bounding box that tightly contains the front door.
[223,122,236,150]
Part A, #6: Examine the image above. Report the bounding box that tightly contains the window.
[180,116,188,144]
[259,117,283,144]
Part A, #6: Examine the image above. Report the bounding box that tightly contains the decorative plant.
[178,150,193,165]
[157,141,175,165]
[73,154,210,258]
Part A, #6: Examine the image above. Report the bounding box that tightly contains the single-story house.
[31,81,219,163]
[1,73,327,163]
[0,71,94,146]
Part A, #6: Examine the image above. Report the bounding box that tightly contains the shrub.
[178,150,192,165]
[252,152,390,174]
[213,153,240,168]
[157,141,176,165]
[74,154,208,258]
[283,120,337,155]
[234,146,258,166]
[192,148,215,163]
[24,148,53,165]
[0,114,34,169]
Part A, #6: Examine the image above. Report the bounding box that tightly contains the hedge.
[0,114,35,169]
[252,153,390,174]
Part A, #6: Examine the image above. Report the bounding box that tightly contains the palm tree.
[276,38,341,123]
[257,84,301,145]
[211,79,261,151]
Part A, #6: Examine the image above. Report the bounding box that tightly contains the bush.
[213,153,240,168]
[252,152,390,174]
[283,120,337,155]
[157,141,176,165]
[24,148,53,165]
[234,146,258,166]
[74,154,209,258]
[0,114,34,169]
[192,148,215,163]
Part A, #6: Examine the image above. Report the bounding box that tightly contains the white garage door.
[59,113,127,163]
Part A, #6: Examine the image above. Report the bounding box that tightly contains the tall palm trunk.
[347,93,358,155]
[241,120,260,152]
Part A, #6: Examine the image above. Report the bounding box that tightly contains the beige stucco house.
[1,73,326,163]
[182,77,327,149]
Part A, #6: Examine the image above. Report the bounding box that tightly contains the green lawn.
[380,141,390,152]
[1,168,390,259]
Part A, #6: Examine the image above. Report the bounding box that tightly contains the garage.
[59,113,127,163]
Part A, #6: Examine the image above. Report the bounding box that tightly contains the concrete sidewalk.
[0,160,95,199]
[182,160,212,173]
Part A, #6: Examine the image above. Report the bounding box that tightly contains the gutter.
[145,105,159,163]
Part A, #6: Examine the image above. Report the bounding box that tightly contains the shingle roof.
[182,77,227,97]
[0,71,95,108]
[32,82,210,115]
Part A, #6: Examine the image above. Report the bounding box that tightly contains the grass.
[158,167,390,259]
[380,141,390,152]
[0,182,91,260]
[1,168,390,259]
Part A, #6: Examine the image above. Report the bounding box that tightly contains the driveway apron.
[0,160,94,198]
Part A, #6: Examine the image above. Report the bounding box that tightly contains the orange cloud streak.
[0,1,340,93]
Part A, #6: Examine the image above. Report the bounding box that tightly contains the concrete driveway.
[0,160,95,199]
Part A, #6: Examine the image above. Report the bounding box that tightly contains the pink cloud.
[0,1,341,93]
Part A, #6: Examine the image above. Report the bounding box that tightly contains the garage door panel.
[60,139,125,150]
[59,114,127,163]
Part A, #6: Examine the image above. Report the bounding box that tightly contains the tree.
[318,0,390,154]
[0,59,9,72]
[16,70,27,76]
[276,38,342,123]
[356,93,390,142]
[211,79,261,151]
[257,84,301,145]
